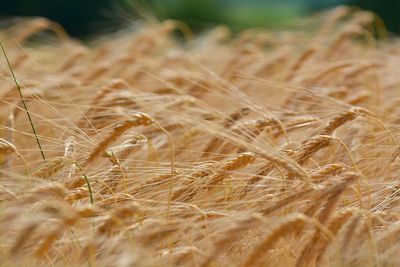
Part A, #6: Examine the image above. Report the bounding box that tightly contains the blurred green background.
[0,0,398,37]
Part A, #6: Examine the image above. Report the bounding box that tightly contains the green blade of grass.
[74,162,94,205]
[1,41,47,163]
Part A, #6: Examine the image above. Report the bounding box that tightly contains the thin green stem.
[73,161,94,205]
[0,41,47,163]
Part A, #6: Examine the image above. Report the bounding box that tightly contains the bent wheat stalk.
[0,138,29,176]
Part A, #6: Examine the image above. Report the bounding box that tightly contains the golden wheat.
[1,6,400,267]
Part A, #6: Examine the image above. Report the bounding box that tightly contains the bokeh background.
[0,0,398,37]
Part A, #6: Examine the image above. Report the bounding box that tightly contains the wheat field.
[1,6,400,266]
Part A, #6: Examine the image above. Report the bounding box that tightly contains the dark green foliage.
[0,0,398,36]
[0,0,119,37]
[348,0,400,34]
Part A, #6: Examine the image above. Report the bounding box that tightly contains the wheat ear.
[242,214,309,267]
[0,138,29,176]
[295,172,359,267]
[83,113,153,167]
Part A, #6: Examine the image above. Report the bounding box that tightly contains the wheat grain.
[242,214,309,267]
[295,172,359,267]
[83,113,153,167]
[321,108,364,135]
[34,158,64,180]
[294,135,334,165]
[310,163,347,180]
[0,138,17,156]
[200,215,264,267]
[285,47,317,81]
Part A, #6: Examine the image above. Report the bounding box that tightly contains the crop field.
[1,6,400,266]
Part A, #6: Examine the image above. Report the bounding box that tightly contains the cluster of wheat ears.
[1,6,400,266]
